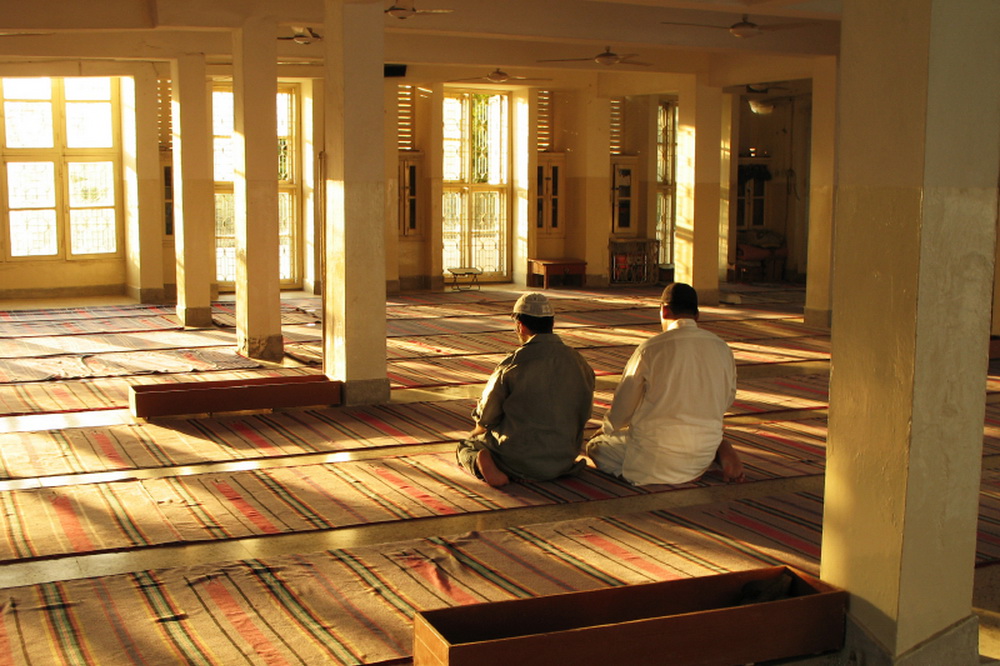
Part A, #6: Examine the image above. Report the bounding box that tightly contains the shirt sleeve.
[602,346,645,435]
[474,359,510,428]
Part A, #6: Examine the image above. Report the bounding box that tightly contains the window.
[655,100,678,265]
[212,85,299,286]
[1,77,120,261]
[441,91,509,276]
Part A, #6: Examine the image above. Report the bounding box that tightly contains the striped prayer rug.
[0,441,824,561]
[0,347,261,384]
[0,504,799,665]
[0,303,177,322]
[730,373,830,415]
[0,367,321,416]
[0,328,239,359]
[0,314,183,339]
[699,318,830,341]
[0,399,476,479]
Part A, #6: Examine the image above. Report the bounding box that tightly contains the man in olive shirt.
[456,293,596,487]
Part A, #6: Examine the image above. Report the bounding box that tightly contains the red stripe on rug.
[399,553,480,605]
[91,432,128,469]
[203,580,294,666]
[230,423,284,455]
[724,511,820,559]
[370,467,459,515]
[212,482,281,534]
[578,532,682,580]
[354,412,419,444]
[50,496,96,553]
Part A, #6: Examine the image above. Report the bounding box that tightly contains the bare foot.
[476,450,510,487]
[716,438,746,484]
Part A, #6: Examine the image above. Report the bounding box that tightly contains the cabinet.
[399,152,423,236]
[611,157,638,235]
[736,160,771,229]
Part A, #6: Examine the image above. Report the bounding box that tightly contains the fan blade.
[660,21,728,30]
[537,57,593,63]
[757,22,812,32]
[414,9,453,13]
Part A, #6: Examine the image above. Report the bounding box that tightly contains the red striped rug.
[0,366,321,416]
[0,314,182,339]
[0,347,261,384]
[0,399,475,479]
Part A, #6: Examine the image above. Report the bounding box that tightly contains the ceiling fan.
[278,27,322,45]
[661,14,811,38]
[385,3,454,19]
[447,68,552,84]
[538,46,651,67]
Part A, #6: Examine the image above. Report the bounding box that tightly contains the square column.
[233,18,283,360]
[120,65,165,304]
[322,0,389,404]
[675,76,723,304]
[823,0,1000,661]
[803,56,837,328]
[170,55,214,327]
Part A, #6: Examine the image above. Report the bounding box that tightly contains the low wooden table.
[527,258,586,289]
[446,267,482,291]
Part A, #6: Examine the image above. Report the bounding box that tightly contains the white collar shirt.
[602,318,736,485]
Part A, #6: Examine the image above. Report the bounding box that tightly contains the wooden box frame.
[130,374,341,418]
[413,566,846,666]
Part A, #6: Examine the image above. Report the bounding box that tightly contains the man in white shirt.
[586,283,745,485]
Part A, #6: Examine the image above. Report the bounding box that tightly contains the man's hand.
[469,424,486,438]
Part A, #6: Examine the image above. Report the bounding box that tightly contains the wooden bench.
[526,258,586,289]
[446,267,482,291]
[413,566,846,666]
[130,374,342,418]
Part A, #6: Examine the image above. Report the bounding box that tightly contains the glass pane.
[68,162,115,207]
[70,208,116,254]
[277,91,293,136]
[215,192,235,237]
[66,101,114,148]
[3,77,51,100]
[4,101,54,148]
[216,238,237,283]
[214,136,235,182]
[278,191,294,236]
[64,77,111,101]
[441,189,465,269]
[442,96,465,182]
[277,137,291,181]
[9,209,57,256]
[213,90,234,135]
[470,191,505,273]
[279,237,292,281]
[7,162,56,208]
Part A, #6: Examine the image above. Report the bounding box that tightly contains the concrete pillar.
[233,17,283,361]
[322,0,389,405]
[170,55,214,327]
[573,85,611,285]
[803,56,837,328]
[120,65,164,304]
[426,84,445,291]
[675,75,723,305]
[822,1,1000,662]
